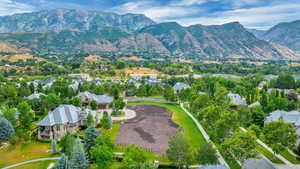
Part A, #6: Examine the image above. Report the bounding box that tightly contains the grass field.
[279,149,300,164]
[0,141,57,168]
[257,144,284,164]
[12,160,58,169]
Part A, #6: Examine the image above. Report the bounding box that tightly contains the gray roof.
[198,165,229,169]
[242,158,276,169]
[227,93,247,105]
[265,110,300,126]
[77,91,114,104]
[249,101,261,108]
[37,105,82,126]
[173,82,190,91]
[26,93,46,100]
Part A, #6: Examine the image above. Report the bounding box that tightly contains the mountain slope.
[0,8,156,33]
[259,20,300,52]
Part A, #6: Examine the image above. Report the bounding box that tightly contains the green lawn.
[257,144,284,164]
[0,141,58,168]
[12,160,58,169]
[279,149,300,164]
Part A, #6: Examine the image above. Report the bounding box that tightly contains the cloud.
[0,0,34,16]
[171,2,300,29]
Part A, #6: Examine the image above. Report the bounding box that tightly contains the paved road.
[180,103,229,168]
[2,157,60,169]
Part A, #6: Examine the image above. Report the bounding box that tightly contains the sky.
[1,0,300,30]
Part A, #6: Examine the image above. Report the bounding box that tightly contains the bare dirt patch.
[116,105,179,155]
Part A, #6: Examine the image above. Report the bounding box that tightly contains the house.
[43,78,56,89]
[198,165,229,169]
[26,93,46,100]
[227,93,247,106]
[69,74,91,81]
[69,80,80,91]
[27,80,41,88]
[248,101,261,108]
[265,110,300,135]
[258,81,267,89]
[77,91,114,109]
[37,105,98,140]
[173,82,190,93]
[242,158,276,169]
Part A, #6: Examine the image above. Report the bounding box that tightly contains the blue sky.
[1,0,300,30]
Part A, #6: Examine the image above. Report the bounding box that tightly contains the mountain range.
[0,8,299,60]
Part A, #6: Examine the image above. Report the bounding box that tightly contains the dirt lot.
[116,105,179,155]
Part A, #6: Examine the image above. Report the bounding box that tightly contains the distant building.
[37,104,98,140]
[69,80,80,91]
[130,74,158,80]
[173,82,190,93]
[77,91,114,109]
[43,78,56,89]
[248,101,261,108]
[242,158,276,169]
[265,110,300,135]
[227,93,247,106]
[26,93,46,100]
[258,81,267,89]
[69,74,91,81]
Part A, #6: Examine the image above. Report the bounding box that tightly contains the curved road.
[1,157,60,169]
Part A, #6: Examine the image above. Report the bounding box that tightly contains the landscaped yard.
[0,141,57,168]
[12,160,58,169]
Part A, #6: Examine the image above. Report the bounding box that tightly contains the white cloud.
[163,3,300,29]
[0,0,34,16]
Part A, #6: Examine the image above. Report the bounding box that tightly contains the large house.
[265,110,300,135]
[37,104,98,140]
[173,82,190,93]
[26,93,46,100]
[227,93,247,106]
[77,91,114,109]
[242,158,276,169]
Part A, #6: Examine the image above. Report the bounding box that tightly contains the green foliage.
[272,73,296,89]
[196,142,218,165]
[120,146,151,169]
[90,100,98,110]
[222,130,258,163]
[164,85,176,102]
[100,111,112,129]
[263,121,297,153]
[69,138,89,169]
[91,145,115,169]
[60,133,76,157]
[1,108,17,127]
[17,101,33,130]
[112,98,126,110]
[166,133,192,168]
[0,118,14,143]
[84,126,100,152]
[86,113,94,127]
[70,97,82,107]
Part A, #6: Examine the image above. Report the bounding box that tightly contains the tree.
[69,138,89,169]
[86,113,94,127]
[263,121,297,154]
[274,73,295,89]
[120,146,148,169]
[222,130,258,163]
[251,106,265,127]
[0,118,14,143]
[54,153,69,169]
[70,97,82,107]
[2,108,17,127]
[17,101,33,130]
[90,100,98,110]
[196,142,218,165]
[91,145,115,169]
[100,111,112,129]
[164,85,176,102]
[60,133,76,157]
[166,133,191,169]
[52,140,57,154]
[84,126,100,153]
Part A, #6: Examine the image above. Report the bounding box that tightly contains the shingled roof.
[77,91,114,104]
[198,165,229,169]
[242,158,276,169]
[265,110,300,127]
[37,105,82,126]
[173,82,190,92]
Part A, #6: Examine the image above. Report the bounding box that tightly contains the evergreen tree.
[101,111,112,129]
[0,118,14,143]
[54,153,68,169]
[86,113,94,127]
[84,126,100,153]
[60,133,76,157]
[69,138,89,169]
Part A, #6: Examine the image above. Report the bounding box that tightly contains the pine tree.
[54,153,68,169]
[69,138,89,169]
[0,118,14,143]
[84,126,100,153]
